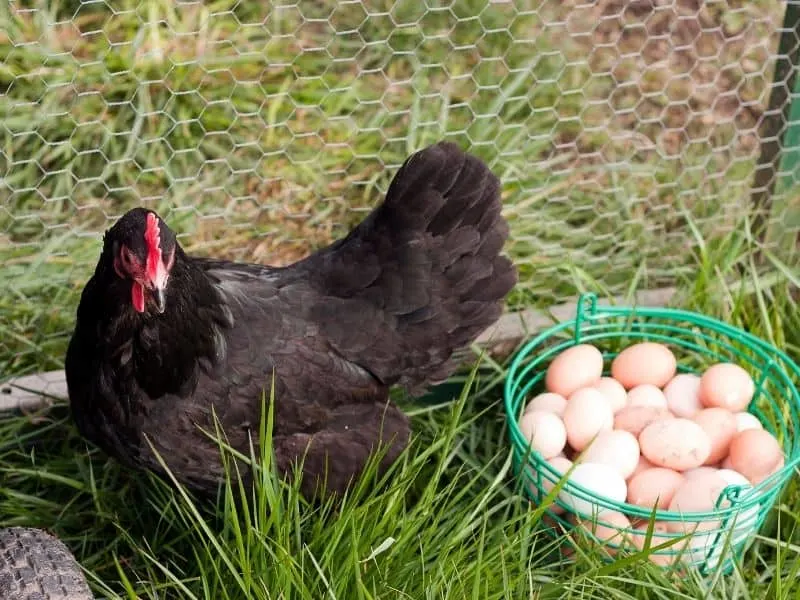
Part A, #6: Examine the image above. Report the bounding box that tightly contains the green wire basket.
[504,293,800,574]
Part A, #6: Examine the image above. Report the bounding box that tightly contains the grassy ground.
[0,245,799,599]
[1,0,800,598]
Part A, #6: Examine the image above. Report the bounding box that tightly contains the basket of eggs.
[504,292,800,573]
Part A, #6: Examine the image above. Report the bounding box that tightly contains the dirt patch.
[555,0,780,158]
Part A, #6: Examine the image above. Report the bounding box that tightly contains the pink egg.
[593,377,628,413]
[639,418,711,471]
[525,392,568,417]
[693,408,737,465]
[611,342,677,389]
[627,384,668,408]
[663,373,703,418]
[699,363,755,412]
[728,429,783,485]
[562,388,614,451]
[627,467,684,510]
[580,430,640,479]
[545,344,604,398]
[666,471,728,534]
[753,456,785,486]
[628,520,685,566]
[683,466,721,481]
[629,454,656,480]
[578,510,631,554]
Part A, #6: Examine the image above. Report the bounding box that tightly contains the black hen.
[65,142,517,497]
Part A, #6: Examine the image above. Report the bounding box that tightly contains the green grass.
[1,0,800,598]
[0,257,799,599]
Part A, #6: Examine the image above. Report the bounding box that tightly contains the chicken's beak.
[152,286,167,314]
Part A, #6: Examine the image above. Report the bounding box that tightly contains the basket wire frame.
[504,293,800,574]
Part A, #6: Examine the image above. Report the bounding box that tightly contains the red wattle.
[132,281,145,312]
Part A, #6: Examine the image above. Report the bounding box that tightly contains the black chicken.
[65,142,517,498]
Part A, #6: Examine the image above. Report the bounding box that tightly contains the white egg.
[716,469,759,535]
[525,392,568,417]
[558,462,627,517]
[562,388,614,451]
[580,430,640,479]
[734,412,763,433]
[518,410,567,459]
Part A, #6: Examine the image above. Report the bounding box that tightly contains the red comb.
[144,212,162,282]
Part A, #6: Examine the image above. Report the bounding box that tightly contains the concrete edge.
[0,287,678,413]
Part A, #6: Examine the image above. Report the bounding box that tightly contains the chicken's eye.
[120,247,135,268]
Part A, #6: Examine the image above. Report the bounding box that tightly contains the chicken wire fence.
[1,0,800,379]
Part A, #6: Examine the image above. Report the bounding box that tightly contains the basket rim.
[504,292,800,521]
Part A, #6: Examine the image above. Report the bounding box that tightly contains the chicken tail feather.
[306,141,517,394]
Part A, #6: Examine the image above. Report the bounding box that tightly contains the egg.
[716,468,752,489]
[611,342,677,389]
[577,510,631,554]
[580,430,640,479]
[639,418,711,471]
[627,467,684,510]
[537,456,574,515]
[558,462,627,517]
[698,363,755,412]
[525,392,568,417]
[728,428,783,485]
[518,410,567,459]
[683,466,721,481]
[679,468,757,569]
[666,471,728,534]
[734,411,763,433]
[614,406,674,436]
[754,455,785,487]
[562,387,614,451]
[545,344,604,398]
[693,408,737,465]
[628,520,685,567]
[716,470,760,530]
[593,377,628,413]
[629,454,656,480]
[627,384,668,409]
[663,373,703,418]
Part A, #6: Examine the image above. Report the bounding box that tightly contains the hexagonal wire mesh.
[1,0,799,381]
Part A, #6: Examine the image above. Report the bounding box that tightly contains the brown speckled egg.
[614,406,674,437]
[639,418,711,471]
